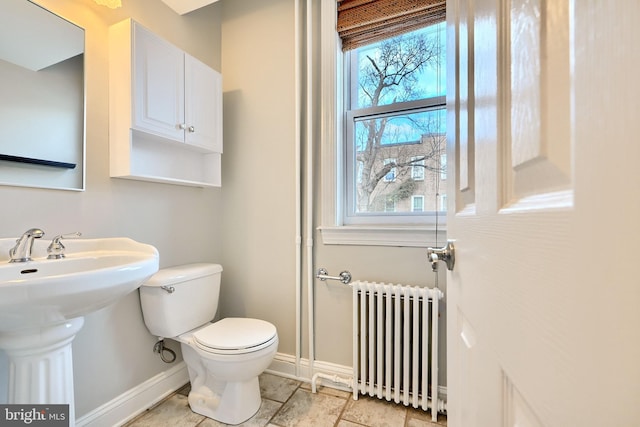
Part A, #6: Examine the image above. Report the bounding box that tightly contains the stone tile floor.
[124,373,447,427]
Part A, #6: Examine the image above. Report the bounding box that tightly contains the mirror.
[0,0,85,191]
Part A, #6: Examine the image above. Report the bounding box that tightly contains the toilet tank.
[139,263,223,338]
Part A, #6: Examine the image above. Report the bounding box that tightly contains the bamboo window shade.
[337,0,446,51]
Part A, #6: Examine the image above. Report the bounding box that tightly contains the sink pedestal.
[0,317,84,427]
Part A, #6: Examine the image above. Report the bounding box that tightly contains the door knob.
[427,240,455,272]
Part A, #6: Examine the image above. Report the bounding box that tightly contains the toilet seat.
[193,318,277,355]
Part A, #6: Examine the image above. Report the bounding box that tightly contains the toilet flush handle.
[161,285,175,294]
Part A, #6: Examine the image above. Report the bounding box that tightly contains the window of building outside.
[343,22,446,227]
[383,158,396,182]
[412,156,426,181]
[412,195,425,212]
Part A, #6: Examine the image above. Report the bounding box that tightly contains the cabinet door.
[133,24,185,142]
[184,54,222,152]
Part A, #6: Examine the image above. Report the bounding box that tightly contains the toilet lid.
[193,318,277,354]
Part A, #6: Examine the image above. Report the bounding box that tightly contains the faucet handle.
[47,232,82,259]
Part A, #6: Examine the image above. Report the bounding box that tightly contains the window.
[412,156,425,181]
[383,158,396,182]
[318,1,447,246]
[344,23,446,226]
[412,195,425,212]
[385,197,396,212]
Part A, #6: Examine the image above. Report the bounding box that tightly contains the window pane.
[351,108,446,215]
[353,22,445,109]
[343,21,447,226]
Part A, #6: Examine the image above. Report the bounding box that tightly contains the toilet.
[139,263,278,425]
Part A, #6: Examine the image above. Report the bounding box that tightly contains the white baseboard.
[266,352,353,384]
[76,353,446,426]
[75,362,189,427]
[266,353,447,403]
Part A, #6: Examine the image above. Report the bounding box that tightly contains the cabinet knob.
[188,126,195,133]
[178,123,187,130]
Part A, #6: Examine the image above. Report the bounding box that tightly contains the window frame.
[318,1,446,247]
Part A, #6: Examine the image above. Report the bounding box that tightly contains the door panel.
[450,0,476,214]
[503,375,545,427]
[508,0,572,203]
[457,0,475,198]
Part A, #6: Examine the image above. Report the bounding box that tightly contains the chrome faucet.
[47,232,82,259]
[9,228,45,263]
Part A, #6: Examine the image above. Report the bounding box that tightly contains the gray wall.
[219,0,298,356]
[219,0,447,385]
[0,0,222,418]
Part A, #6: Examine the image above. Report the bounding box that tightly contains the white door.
[446,1,640,426]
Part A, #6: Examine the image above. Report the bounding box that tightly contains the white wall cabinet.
[109,19,222,187]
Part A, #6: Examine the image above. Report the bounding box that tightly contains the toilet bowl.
[139,264,278,425]
[179,318,278,423]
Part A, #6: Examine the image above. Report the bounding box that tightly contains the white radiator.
[352,281,445,420]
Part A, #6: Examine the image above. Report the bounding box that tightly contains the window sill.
[318,225,446,248]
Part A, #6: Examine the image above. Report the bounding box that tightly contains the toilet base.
[178,333,276,426]
[188,376,261,425]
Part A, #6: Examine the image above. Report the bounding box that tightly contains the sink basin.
[0,237,159,332]
[0,236,159,425]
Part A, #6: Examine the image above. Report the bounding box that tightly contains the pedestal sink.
[0,236,159,426]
